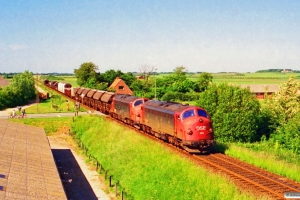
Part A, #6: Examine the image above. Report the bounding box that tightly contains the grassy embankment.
[71,115,263,200]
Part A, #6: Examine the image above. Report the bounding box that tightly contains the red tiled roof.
[109,77,133,95]
[238,84,279,93]
[0,79,10,87]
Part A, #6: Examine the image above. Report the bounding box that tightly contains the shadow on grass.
[52,149,98,200]
[213,142,229,154]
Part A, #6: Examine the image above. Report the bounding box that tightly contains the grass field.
[153,72,300,85]
[58,76,78,87]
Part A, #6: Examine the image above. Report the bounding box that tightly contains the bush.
[0,71,36,109]
[197,83,260,142]
[271,113,300,153]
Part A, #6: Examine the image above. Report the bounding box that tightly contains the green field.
[192,72,300,85]
[59,76,79,87]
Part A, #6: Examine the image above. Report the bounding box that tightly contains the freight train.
[44,80,215,153]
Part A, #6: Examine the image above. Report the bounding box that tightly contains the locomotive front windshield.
[182,110,196,120]
[182,109,209,120]
[197,109,209,118]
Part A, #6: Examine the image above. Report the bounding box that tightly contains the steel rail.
[193,154,300,199]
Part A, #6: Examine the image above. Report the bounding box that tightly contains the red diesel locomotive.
[140,100,215,153]
[44,80,215,153]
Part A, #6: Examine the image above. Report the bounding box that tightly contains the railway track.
[193,153,300,200]
[44,82,300,199]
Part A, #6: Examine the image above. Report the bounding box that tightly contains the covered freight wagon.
[58,83,72,97]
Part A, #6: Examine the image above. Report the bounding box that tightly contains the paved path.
[0,103,104,119]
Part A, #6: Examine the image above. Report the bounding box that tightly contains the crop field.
[189,72,300,85]
[59,76,78,87]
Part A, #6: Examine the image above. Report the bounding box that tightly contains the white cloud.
[9,44,27,50]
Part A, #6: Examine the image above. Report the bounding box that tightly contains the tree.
[264,76,300,126]
[130,79,151,97]
[74,62,99,86]
[120,72,136,87]
[273,112,300,153]
[170,79,196,93]
[197,83,260,142]
[98,69,123,85]
[264,77,300,151]
[139,64,156,82]
[196,72,213,92]
[9,71,36,101]
[173,65,187,77]
[0,71,36,109]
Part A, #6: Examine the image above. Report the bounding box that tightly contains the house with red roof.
[0,76,10,88]
[238,84,279,99]
[109,77,133,95]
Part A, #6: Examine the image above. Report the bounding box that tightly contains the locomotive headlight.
[209,128,213,133]
[187,128,193,135]
[199,118,203,122]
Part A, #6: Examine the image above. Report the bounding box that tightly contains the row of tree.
[256,69,300,73]
[0,71,36,110]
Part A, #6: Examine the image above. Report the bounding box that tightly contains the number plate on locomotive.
[196,126,206,130]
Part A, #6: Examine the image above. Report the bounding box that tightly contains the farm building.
[238,84,279,99]
[109,77,133,95]
[0,76,10,88]
[136,75,145,80]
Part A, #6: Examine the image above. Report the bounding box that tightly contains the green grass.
[10,117,72,136]
[71,115,265,200]
[221,142,300,183]
[26,99,80,114]
[27,82,86,114]
[59,76,79,87]
[47,76,79,87]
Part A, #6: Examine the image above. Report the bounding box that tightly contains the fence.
[69,120,130,199]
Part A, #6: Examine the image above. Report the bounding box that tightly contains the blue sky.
[0,0,299,73]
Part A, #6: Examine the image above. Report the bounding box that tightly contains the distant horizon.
[0,68,299,75]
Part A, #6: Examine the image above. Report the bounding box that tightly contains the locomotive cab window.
[133,100,143,107]
[182,110,195,120]
[197,109,208,118]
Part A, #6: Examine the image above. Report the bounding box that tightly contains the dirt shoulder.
[48,130,115,200]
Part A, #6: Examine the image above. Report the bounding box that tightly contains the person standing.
[22,109,26,118]
[12,110,16,118]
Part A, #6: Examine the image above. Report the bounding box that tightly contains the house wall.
[255,92,274,99]
[114,82,133,95]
